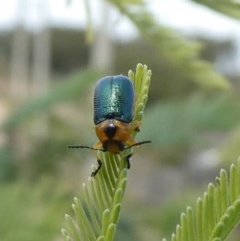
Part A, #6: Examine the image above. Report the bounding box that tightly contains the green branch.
[162,159,240,241]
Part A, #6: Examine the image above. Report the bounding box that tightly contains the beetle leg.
[91,159,102,177]
[126,154,132,169]
[131,121,141,132]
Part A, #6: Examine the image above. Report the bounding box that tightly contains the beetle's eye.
[104,123,117,139]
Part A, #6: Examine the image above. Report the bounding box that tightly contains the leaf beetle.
[69,75,151,176]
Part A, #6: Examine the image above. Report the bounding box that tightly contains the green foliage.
[220,128,240,165]
[115,39,198,102]
[62,63,151,241]
[107,0,230,91]
[0,147,16,181]
[0,180,70,241]
[115,37,235,102]
[191,0,240,19]
[138,93,240,162]
[126,192,199,240]
[162,159,240,241]
[128,64,151,127]
[62,153,128,241]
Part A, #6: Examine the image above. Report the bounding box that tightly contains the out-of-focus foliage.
[220,128,240,165]
[122,192,197,240]
[0,147,16,181]
[0,29,235,102]
[0,180,70,241]
[2,69,101,130]
[115,37,235,102]
[139,93,240,163]
[107,0,230,91]
[191,0,240,19]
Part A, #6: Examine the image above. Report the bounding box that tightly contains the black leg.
[91,159,102,177]
[126,154,132,169]
[134,126,140,132]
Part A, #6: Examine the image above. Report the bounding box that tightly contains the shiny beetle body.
[68,75,151,176]
[93,75,135,154]
[94,75,134,125]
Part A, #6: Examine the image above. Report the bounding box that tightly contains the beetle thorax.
[95,119,133,153]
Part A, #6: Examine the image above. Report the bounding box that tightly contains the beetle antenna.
[124,140,152,150]
[68,145,102,151]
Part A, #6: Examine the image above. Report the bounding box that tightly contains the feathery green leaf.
[162,159,240,241]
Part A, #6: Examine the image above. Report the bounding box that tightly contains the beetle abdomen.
[94,75,134,125]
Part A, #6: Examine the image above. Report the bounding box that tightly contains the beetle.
[69,75,151,176]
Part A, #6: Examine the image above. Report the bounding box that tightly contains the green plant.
[162,160,240,241]
[107,0,230,91]
[62,63,240,241]
[62,63,151,241]
[0,179,70,241]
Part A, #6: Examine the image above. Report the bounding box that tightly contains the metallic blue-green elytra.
[94,75,134,125]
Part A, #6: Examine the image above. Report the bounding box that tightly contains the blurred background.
[0,0,240,240]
